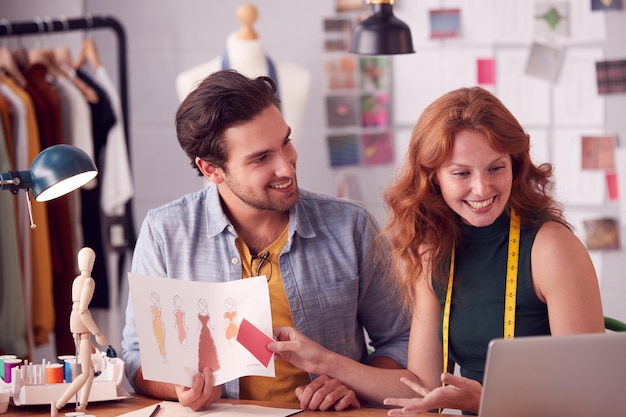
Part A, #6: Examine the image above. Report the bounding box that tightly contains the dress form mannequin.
[175,4,311,144]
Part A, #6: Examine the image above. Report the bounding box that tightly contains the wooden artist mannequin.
[51,247,107,417]
[175,3,311,144]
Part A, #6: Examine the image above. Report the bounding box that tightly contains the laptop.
[479,332,626,417]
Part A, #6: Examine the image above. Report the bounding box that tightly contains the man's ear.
[195,157,224,184]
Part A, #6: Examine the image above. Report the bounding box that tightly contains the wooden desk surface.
[1,393,445,416]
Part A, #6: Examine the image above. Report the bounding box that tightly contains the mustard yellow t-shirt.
[235,225,311,402]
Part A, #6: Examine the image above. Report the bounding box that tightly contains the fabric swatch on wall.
[429,9,461,39]
[596,59,626,94]
[360,131,394,166]
[534,2,569,37]
[327,134,360,167]
[525,42,564,82]
[591,0,622,11]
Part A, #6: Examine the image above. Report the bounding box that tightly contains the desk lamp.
[349,0,415,55]
[0,144,97,202]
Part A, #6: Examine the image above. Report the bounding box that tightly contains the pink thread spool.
[3,358,22,384]
[0,355,16,381]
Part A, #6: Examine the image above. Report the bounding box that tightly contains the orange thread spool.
[46,363,64,384]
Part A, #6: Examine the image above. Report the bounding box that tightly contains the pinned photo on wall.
[606,172,619,201]
[327,133,360,167]
[323,18,353,52]
[477,58,495,85]
[524,42,564,82]
[534,2,569,37]
[359,56,391,91]
[581,135,616,170]
[429,9,461,39]
[325,55,357,91]
[591,0,622,11]
[326,95,359,127]
[335,0,365,13]
[596,59,626,94]
[583,218,620,250]
[360,93,390,128]
[361,132,394,166]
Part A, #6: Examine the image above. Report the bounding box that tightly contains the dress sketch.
[197,298,220,372]
[223,297,239,343]
[151,292,168,364]
[173,294,188,347]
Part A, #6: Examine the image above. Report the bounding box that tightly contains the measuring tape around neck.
[441,209,521,378]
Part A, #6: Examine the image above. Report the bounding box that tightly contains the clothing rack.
[0,14,130,146]
[0,14,136,288]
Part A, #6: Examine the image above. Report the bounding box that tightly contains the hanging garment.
[76,68,116,308]
[24,62,76,354]
[0,107,28,358]
[53,73,93,259]
[92,66,133,218]
[2,76,55,347]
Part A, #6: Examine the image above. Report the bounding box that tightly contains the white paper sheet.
[552,128,606,206]
[495,48,551,126]
[393,46,493,126]
[118,400,302,417]
[553,48,605,126]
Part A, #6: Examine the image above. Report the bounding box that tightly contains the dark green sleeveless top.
[434,212,550,384]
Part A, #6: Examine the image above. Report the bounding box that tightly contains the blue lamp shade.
[30,144,98,201]
[349,0,414,55]
[0,144,98,202]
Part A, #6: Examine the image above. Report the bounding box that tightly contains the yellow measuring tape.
[442,209,521,378]
[503,209,521,339]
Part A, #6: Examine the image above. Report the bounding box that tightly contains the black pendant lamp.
[349,0,415,55]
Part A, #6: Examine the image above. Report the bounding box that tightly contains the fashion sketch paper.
[118,400,302,417]
[128,273,274,387]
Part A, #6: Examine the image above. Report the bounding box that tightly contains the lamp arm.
[0,170,33,194]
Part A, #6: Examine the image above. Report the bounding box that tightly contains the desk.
[1,394,445,416]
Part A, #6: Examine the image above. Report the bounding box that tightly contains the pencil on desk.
[149,404,161,417]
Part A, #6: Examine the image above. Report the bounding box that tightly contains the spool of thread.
[46,363,64,384]
[57,355,75,382]
[63,357,80,382]
[57,354,75,363]
[3,358,22,384]
[0,355,17,381]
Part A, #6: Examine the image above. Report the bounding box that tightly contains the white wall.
[3,0,626,362]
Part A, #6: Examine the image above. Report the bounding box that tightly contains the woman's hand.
[383,372,482,415]
[268,326,333,375]
[175,367,222,411]
[269,327,359,410]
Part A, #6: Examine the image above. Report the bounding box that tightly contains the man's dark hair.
[175,69,281,176]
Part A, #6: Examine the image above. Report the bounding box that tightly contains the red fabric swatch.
[236,318,274,367]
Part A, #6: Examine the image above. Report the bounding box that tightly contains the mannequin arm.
[78,278,107,345]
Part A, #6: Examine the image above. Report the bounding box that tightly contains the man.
[121,70,409,411]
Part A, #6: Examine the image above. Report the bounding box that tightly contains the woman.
[269,86,605,415]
